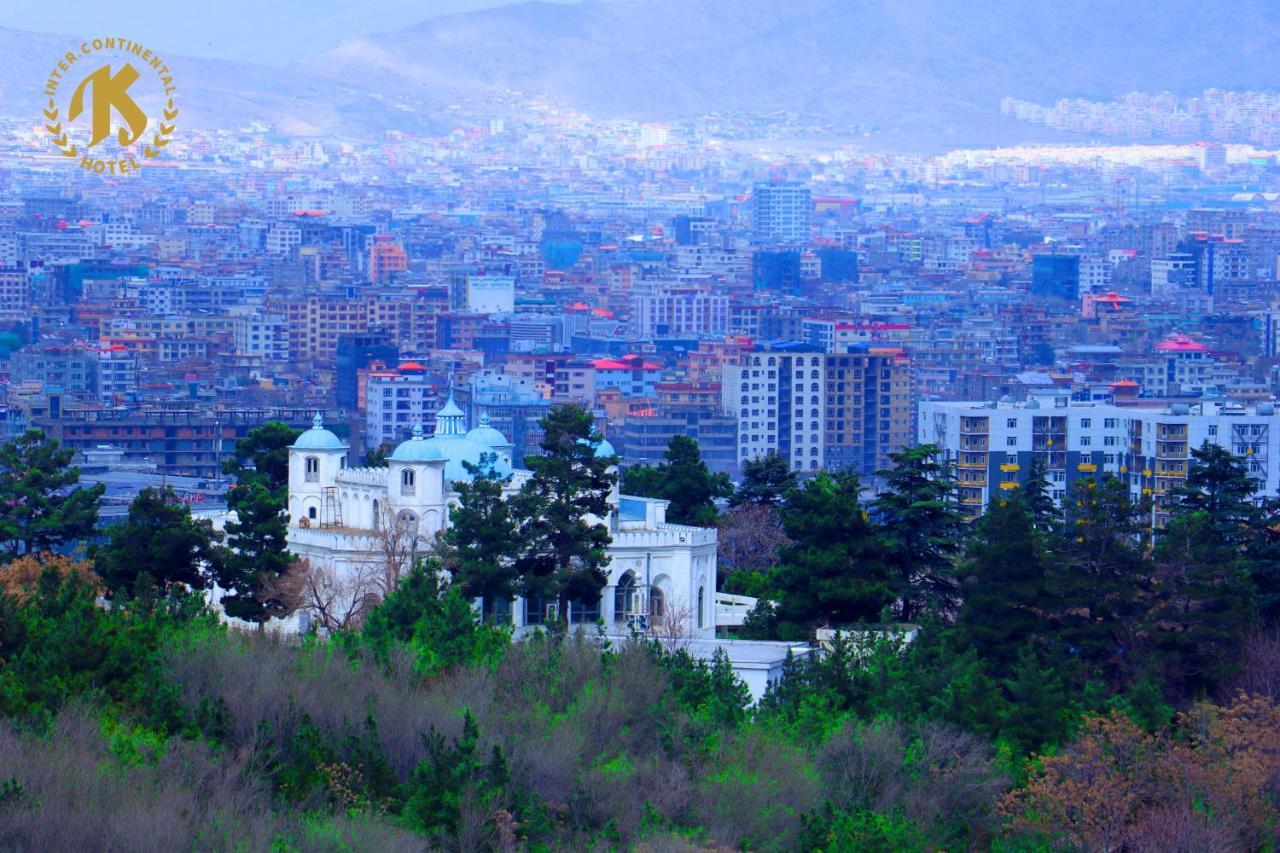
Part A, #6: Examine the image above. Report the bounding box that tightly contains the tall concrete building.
[920,393,1280,528]
[752,181,811,244]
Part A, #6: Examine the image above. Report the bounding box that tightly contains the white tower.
[287,413,348,527]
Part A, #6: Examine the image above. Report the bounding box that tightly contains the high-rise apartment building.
[752,181,811,244]
[920,394,1280,527]
[723,347,826,473]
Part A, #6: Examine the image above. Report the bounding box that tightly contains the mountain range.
[4,0,1280,147]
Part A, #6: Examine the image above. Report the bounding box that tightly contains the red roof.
[397,361,426,371]
[1156,335,1209,353]
[593,358,661,371]
[1111,380,1140,387]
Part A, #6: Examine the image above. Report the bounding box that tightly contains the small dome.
[292,413,347,451]
[465,411,510,449]
[390,422,446,463]
[579,436,617,460]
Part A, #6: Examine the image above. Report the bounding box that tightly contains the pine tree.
[772,471,891,635]
[220,420,301,491]
[445,453,519,620]
[216,481,295,625]
[93,486,226,600]
[620,434,730,525]
[1048,475,1151,686]
[1147,443,1260,697]
[956,496,1051,676]
[730,451,797,508]
[511,404,617,615]
[873,444,965,622]
[0,430,104,561]
[1023,456,1060,532]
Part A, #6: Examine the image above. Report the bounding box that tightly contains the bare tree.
[717,502,789,576]
[296,560,382,633]
[369,503,432,594]
[648,600,695,654]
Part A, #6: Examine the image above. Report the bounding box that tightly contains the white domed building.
[286,396,720,638]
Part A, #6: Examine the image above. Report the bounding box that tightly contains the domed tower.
[388,422,448,536]
[424,393,507,484]
[465,410,515,470]
[288,413,348,527]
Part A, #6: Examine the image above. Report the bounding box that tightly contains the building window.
[307,506,317,520]
[304,455,319,482]
[401,468,416,495]
[649,587,666,620]
[697,587,706,629]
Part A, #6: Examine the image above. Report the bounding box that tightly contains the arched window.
[614,572,637,624]
[307,506,317,520]
[697,586,705,629]
[649,587,666,620]
[304,456,319,482]
[401,468,415,495]
[372,499,380,523]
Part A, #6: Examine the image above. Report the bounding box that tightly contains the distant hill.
[0,26,444,138]
[3,1,1278,147]
[302,0,1280,143]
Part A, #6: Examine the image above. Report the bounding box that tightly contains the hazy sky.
[6,0,588,65]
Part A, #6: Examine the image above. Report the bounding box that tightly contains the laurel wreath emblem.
[42,98,77,158]
[145,97,180,159]
[42,96,179,160]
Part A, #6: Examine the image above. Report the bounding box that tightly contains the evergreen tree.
[510,404,617,615]
[361,559,508,674]
[620,434,730,526]
[444,453,519,620]
[1023,456,1059,532]
[1048,476,1151,686]
[998,644,1074,753]
[1249,496,1280,625]
[0,430,104,561]
[1146,443,1260,697]
[92,486,226,599]
[221,420,301,490]
[772,471,891,636]
[216,481,295,626]
[873,444,965,622]
[730,451,797,508]
[956,496,1051,676]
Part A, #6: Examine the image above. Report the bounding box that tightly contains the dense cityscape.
[4,2,1280,850]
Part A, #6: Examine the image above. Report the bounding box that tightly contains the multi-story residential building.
[364,367,438,449]
[631,280,729,338]
[822,348,913,474]
[723,346,826,472]
[752,181,811,244]
[920,394,1280,527]
[93,345,138,406]
[368,236,408,282]
[232,311,290,365]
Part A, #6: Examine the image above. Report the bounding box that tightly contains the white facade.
[920,394,1280,526]
[723,351,825,472]
[288,403,720,638]
[467,274,516,314]
[364,372,438,449]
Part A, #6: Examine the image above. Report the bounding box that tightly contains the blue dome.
[424,393,511,482]
[390,432,446,463]
[465,411,510,449]
[427,435,506,481]
[578,436,617,459]
[292,413,347,451]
